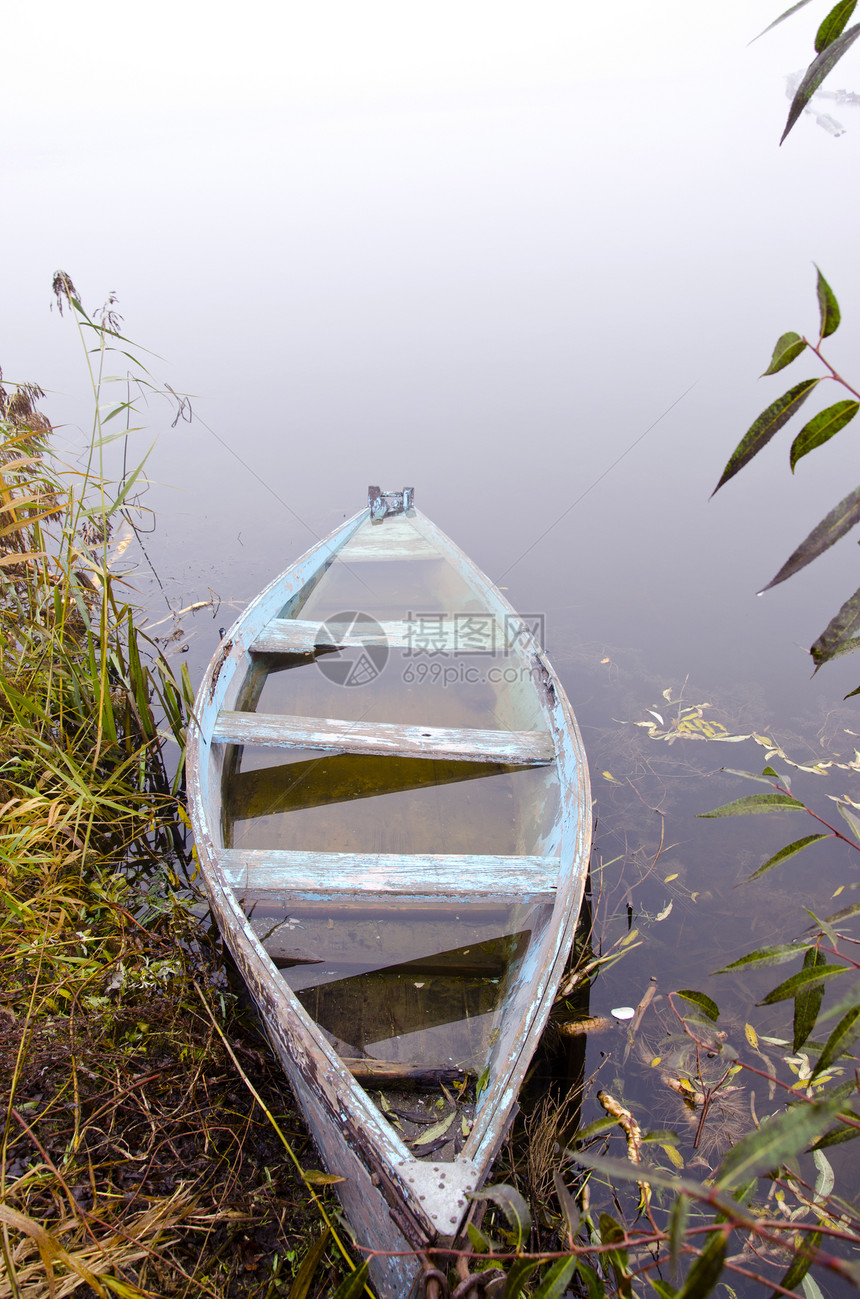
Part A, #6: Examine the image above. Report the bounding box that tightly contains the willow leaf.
[811,585,860,671]
[715,942,808,974]
[812,1003,860,1076]
[781,25,860,143]
[794,950,828,1052]
[668,1194,688,1283]
[287,1227,331,1299]
[715,1096,844,1189]
[817,0,859,49]
[676,1230,727,1299]
[837,801,860,842]
[676,990,720,1022]
[469,1184,531,1249]
[713,380,820,493]
[699,793,805,818]
[790,401,858,470]
[532,1259,578,1299]
[775,1232,822,1299]
[553,1170,580,1245]
[747,834,830,881]
[761,487,860,591]
[749,0,813,42]
[501,1259,542,1297]
[762,331,806,376]
[816,266,842,338]
[330,1262,370,1299]
[757,961,846,1007]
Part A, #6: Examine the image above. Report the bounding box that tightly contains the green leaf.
[467,1221,492,1253]
[668,1194,688,1282]
[330,1261,370,1299]
[790,401,859,471]
[286,1227,331,1299]
[713,380,821,493]
[762,331,806,375]
[715,1096,844,1189]
[532,1258,578,1299]
[781,25,860,143]
[698,793,805,818]
[747,834,830,882]
[757,961,846,1007]
[553,1169,580,1245]
[811,1003,860,1076]
[811,585,860,670]
[721,768,783,787]
[599,1213,632,1299]
[502,1259,543,1298]
[837,801,860,842]
[774,1231,822,1299]
[715,942,808,974]
[575,1259,606,1299]
[793,950,829,1052]
[816,266,841,339]
[676,990,720,1022]
[469,1183,531,1250]
[676,1229,727,1299]
[762,486,860,590]
[749,0,813,43]
[816,0,859,49]
[650,1283,679,1299]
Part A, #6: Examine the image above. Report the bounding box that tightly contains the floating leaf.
[716,1096,844,1188]
[699,793,805,818]
[812,1003,860,1077]
[781,25,860,143]
[762,331,806,375]
[749,0,813,42]
[716,942,807,974]
[469,1183,531,1250]
[747,834,831,881]
[676,990,719,1022]
[816,0,859,49]
[790,401,859,470]
[837,801,860,842]
[713,380,820,493]
[816,265,841,338]
[811,585,860,670]
[745,1023,759,1049]
[757,959,846,1006]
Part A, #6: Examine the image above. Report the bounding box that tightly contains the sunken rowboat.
[186,488,592,1297]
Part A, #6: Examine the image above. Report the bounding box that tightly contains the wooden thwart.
[212,711,554,765]
[250,618,492,654]
[217,847,559,904]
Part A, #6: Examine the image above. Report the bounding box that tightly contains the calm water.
[8,0,860,1276]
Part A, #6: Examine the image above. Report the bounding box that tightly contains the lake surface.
[7,0,860,1280]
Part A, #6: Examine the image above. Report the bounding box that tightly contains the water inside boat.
[220,512,559,1140]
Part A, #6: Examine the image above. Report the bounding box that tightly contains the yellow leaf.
[833,885,844,898]
[664,873,679,882]
[304,1169,347,1185]
[620,928,640,947]
[600,657,610,664]
[602,770,616,782]
[745,1023,759,1050]
[661,1143,685,1169]
[650,1056,662,1067]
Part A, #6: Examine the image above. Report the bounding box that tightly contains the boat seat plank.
[250,619,499,654]
[212,712,555,765]
[217,847,559,905]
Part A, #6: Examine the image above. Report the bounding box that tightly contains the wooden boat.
[186,488,591,1297]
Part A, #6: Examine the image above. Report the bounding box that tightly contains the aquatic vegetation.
[0,284,353,1298]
